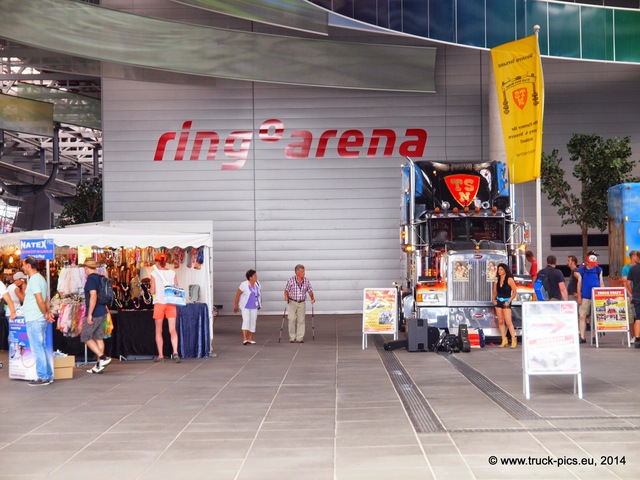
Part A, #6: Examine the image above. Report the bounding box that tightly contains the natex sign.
[154,119,427,170]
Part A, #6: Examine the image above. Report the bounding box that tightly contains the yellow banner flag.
[491,34,544,184]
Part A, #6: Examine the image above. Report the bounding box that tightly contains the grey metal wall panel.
[102,44,640,314]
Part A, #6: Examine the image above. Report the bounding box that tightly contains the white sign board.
[522,302,582,399]
[362,288,397,348]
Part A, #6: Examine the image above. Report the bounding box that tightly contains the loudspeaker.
[384,339,407,351]
[427,327,441,351]
[457,323,471,353]
[407,317,428,351]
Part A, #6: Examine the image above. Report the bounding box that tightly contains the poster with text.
[592,287,629,332]
[362,288,397,334]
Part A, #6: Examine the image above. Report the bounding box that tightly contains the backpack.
[96,274,114,306]
[534,271,550,301]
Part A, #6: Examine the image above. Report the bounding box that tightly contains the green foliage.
[57,177,103,228]
[541,133,639,259]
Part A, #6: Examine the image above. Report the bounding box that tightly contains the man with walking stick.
[283,264,315,343]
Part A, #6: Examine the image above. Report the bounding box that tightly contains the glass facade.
[314,0,640,62]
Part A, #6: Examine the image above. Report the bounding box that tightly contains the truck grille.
[448,253,506,305]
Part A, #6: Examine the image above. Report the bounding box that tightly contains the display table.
[114,303,209,359]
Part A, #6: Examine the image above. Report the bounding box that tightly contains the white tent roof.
[0,221,213,249]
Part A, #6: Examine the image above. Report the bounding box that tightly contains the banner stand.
[522,302,582,400]
[362,288,397,349]
[590,287,631,348]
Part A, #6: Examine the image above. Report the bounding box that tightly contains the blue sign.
[20,238,55,260]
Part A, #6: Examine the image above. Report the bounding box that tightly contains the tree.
[541,133,639,261]
[57,177,103,227]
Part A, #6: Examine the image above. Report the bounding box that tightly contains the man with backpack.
[536,255,568,301]
[81,259,112,374]
[577,253,604,344]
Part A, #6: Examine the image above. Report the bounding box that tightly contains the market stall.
[0,220,214,359]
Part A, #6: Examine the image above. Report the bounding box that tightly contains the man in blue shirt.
[22,256,54,386]
[81,259,112,373]
[577,254,604,344]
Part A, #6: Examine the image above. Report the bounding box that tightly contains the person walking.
[536,255,568,301]
[567,255,580,302]
[283,264,315,343]
[21,256,55,386]
[150,253,180,363]
[577,253,604,343]
[492,263,517,349]
[81,259,112,374]
[234,269,261,345]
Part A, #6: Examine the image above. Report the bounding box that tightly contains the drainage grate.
[442,353,542,420]
[374,336,445,433]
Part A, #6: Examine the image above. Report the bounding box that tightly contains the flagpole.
[534,25,543,271]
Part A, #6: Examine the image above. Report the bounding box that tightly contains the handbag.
[164,284,186,306]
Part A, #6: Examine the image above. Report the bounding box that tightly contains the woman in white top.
[7,272,27,308]
[234,269,261,345]
[149,253,180,363]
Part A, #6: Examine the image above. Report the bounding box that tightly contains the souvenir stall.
[0,221,214,360]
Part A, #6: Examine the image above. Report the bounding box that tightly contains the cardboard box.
[54,355,75,368]
[54,355,75,380]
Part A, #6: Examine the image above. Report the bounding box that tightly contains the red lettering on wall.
[337,130,364,158]
[285,130,313,159]
[153,119,428,168]
[399,129,428,156]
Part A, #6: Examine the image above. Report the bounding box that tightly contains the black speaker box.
[384,339,407,351]
[427,327,441,351]
[458,323,471,353]
[407,317,428,351]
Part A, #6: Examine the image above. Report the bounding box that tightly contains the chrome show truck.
[399,159,534,339]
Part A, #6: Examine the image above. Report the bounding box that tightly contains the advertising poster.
[522,302,582,399]
[362,288,397,334]
[592,287,629,332]
[8,314,54,381]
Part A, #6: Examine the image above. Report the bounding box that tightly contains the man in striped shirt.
[284,264,315,343]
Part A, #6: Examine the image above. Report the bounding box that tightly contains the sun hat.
[80,259,99,269]
[13,272,27,281]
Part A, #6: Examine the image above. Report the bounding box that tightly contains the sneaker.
[100,357,112,368]
[248,340,256,344]
[171,353,181,363]
[579,338,587,344]
[87,365,105,374]
[243,340,249,345]
[28,378,50,386]
[153,357,165,363]
[297,339,304,343]
[289,339,295,343]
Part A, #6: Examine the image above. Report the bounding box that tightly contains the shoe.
[100,357,112,368]
[579,338,587,344]
[511,338,517,349]
[28,378,50,386]
[153,357,165,363]
[171,353,181,363]
[243,341,249,345]
[499,337,508,348]
[635,341,640,349]
[297,340,304,343]
[248,340,256,344]
[87,365,105,374]
[289,339,295,343]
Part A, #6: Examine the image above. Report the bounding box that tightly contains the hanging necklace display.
[141,281,152,304]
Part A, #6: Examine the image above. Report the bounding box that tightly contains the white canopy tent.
[0,220,215,332]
